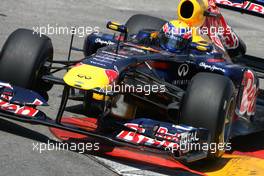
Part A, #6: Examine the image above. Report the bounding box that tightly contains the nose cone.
[63,64,117,90]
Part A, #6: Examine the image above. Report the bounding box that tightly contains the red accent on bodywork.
[116,130,179,149]
[239,70,258,116]
[202,0,239,50]
[207,58,225,63]
[0,98,39,117]
[150,62,170,69]
[115,35,124,41]
[74,62,83,67]
[248,3,264,14]
[105,69,118,83]
[32,99,43,106]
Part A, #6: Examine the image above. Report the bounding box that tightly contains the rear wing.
[215,0,264,18]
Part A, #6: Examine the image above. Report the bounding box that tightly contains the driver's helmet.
[159,20,192,53]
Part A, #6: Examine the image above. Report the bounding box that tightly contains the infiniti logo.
[77,74,92,80]
[178,64,189,77]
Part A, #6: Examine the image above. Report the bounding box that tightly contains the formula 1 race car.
[0,0,263,163]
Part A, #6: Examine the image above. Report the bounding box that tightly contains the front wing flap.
[116,118,210,162]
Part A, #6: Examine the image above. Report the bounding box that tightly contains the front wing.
[0,82,210,163]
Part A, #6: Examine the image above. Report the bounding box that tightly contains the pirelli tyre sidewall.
[180,72,235,159]
[0,28,54,96]
[125,14,167,36]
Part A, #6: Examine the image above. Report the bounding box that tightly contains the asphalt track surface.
[0,0,263,176]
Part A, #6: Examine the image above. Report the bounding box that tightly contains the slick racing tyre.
[180,73,236,159]
[125,14,167,36]
[0,28,54,96]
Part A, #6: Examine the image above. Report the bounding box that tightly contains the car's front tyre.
[180,73,236,159]
[0,29,54,99]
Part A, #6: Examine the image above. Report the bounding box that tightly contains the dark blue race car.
[0,4,263,163]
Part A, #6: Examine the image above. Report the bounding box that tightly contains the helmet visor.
[159,32,189,51]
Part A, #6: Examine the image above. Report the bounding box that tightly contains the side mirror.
[107,21,128,34]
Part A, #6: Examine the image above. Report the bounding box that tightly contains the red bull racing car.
[0,0,263,163]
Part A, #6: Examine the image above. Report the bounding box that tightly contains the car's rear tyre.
[180,73,235,159]
[125,14,167,36]
[0,29,54,97]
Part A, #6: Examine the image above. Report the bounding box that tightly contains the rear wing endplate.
[215,0,264,18]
